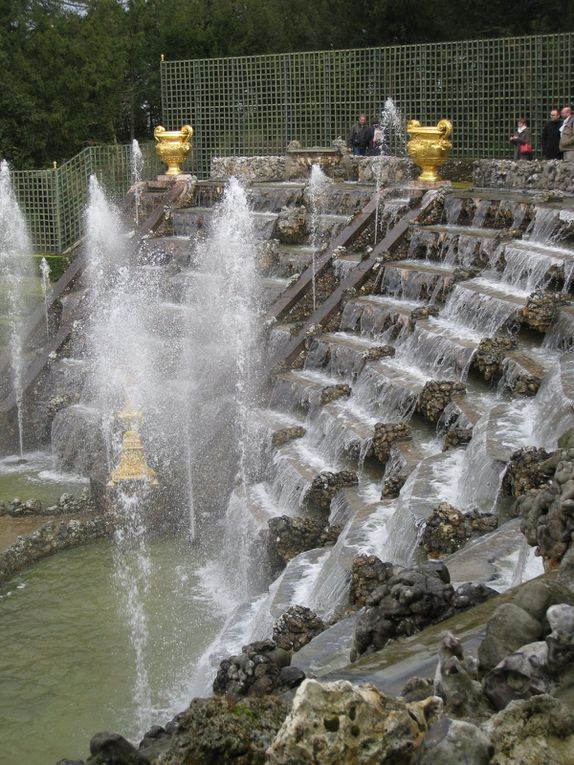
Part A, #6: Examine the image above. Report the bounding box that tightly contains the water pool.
[0,537,225,765]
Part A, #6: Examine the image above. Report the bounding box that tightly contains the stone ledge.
[473,159,574,193]
[0,514,113,584]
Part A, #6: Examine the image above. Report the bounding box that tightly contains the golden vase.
[154,124,194,175]
[406,119,453,183]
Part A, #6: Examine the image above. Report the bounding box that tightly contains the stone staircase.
[15,171,574,619]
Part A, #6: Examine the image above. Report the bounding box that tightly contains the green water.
[0,451,89,507]
[0,538,224,765]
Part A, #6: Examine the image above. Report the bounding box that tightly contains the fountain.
[373,98,406,244]
[0,160,36,455]
[4,134,574,763]
[39,256,51,337]
[380,97,406,157]
[307,164,331,310]
[131,139,144,227]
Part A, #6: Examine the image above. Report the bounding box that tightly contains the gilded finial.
[160,53,165,62]
[107,429,159,487]
[52,161,57,169]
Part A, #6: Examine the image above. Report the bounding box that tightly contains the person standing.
[510,117,532,160]
[367,116,384,156]
[541,109,563,159]
[347,114,372,156]
[559,105,574,161]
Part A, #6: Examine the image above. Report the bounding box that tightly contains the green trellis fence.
[9,32,574,253]
[10,143,162,253]
[161,32,574,177]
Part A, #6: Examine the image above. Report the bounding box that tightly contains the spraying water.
[112,488,153,736]
[308,164,331,310]
[380,97,406,157]
[40,256,51,337]
[0,160,35,455]
[182,176,264,598]
[82,176,161,738]
[131,139,144,228]
[373,98,405,244]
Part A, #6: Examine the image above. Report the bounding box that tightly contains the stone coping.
[0,513,113,584]
[473,159,574,193]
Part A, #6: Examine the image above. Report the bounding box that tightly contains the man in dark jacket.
[541,109,563,159]
[347,114,372,156]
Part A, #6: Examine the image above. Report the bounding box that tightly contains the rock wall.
[210,154,416,183]
[0,491,112,583]
[473,159,574,192]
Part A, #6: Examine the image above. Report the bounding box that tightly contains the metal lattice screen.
[11,143,162,253]
[161,33,574,177]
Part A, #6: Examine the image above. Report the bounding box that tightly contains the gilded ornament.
[407,119,453,183]
[108,429,159,486]
[154,124,194,176]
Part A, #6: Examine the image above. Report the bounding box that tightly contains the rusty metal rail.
[271,189,435,368]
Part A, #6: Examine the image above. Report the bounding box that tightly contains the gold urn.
[406,119,453,183]
[154,124,194,176]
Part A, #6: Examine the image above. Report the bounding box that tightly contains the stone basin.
[285,146,346,180]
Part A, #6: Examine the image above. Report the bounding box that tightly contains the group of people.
[347,106,574,161]
[347,114,384,156]
[510,104,574,160]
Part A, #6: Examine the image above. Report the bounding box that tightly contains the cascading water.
[40,256,51,336]
[0,160,36,455]
[308,164,330,310]
[131,139,144,227]
[182,176,263,598]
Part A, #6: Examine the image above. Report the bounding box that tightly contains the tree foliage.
[1,0,573,168]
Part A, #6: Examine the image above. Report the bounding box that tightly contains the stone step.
[316,399,379,463]
[444,518,543,590]
[271,244,315,277]
[171,207,214,238]
[545,304,574,351]
[172,208,279,240]
[382,433,438,497]
[268,323,297,361]
[140,235,191,268]
[305,331,395,379]
[248,182,305,212]
[408,224,501,268]
[268,493,394,620]
[260,276,291,305]
[497,240,574,293]
[454,276,528,305]
[379,259,455,302]
[351,357,427,422]
[441,277,526,337]
[270,369,349,415]
[249,181,374,217]
[404,317,479,380]
[306,183,376,217]
[270,439,346,512]
[340,294,422,338]
[440,392,484,434]
[332,253,363,281]
[499,350,548,396]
